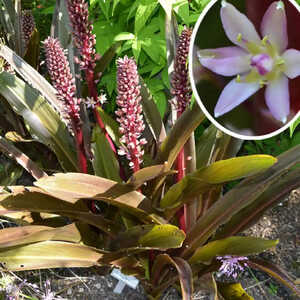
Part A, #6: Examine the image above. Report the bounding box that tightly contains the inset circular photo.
[189,0,300,139]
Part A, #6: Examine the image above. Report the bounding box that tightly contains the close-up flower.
[197,0,300,124]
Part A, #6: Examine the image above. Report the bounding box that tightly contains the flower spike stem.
[171,27,193,233]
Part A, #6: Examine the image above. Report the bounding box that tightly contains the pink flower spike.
[171,27,193,114]
[116,56,146,171]
[43,37,81,134]
[21,10,35,48]
[66,0,99,76]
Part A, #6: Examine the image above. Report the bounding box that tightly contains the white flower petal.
[214,76,260,117]
[221,1,261,49]
[198,47,251,76]
[282,49,300,79]
[261,1,288,53]
[265,75,290,123]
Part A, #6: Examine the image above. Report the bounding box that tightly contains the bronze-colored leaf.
[151,254,193,300]
[0,241,105,271]
[127,163,174,190]
[0,187,118,235]
[248,258,300,297]
[0,223,81,248]
[111,224,185,251]
[182,145,300,258]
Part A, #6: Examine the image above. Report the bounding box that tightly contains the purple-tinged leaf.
[151,254,193,300]
[0,241,105,271]
[248,258,300,297]
[215,168,300,239]
[0,136,47,180]
[182,145,299,258]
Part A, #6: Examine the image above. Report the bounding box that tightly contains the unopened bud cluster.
[43,37,81,134]
[171,27,192,114]
[21,10,35,48]
[116,56,147,169]
[66,0,99,77]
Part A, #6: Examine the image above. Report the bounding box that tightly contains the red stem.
[85,69,117,154]
[175,111,186,232]
[84,69,127,186]
[75,128,88,173]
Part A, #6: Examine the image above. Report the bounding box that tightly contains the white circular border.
[189,0,300,140]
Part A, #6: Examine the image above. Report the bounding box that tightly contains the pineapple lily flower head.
[197,0,300,124]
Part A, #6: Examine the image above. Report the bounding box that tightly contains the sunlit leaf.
[182,146,299,258]
[160,155,277,210]
[0,223,81,248]
[0,187,118,235]
[189,236,278,264]
[217,282,254,300]
[0,241,105,271]
[127,164,174,190]
[135,0,158,34]
[111,224,185,250]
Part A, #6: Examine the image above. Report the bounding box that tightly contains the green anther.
[237,33,242,43]
[276,58,285,66]
[246,42,262,55]
[261,36,269,46]
[259,79,267,87]
[235,74,241,83]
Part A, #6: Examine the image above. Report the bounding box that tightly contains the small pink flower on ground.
[116,56,146,171]
[198,1,300,124]
[216,255,248,279]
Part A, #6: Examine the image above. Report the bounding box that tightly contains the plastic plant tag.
[111,268,139,294]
